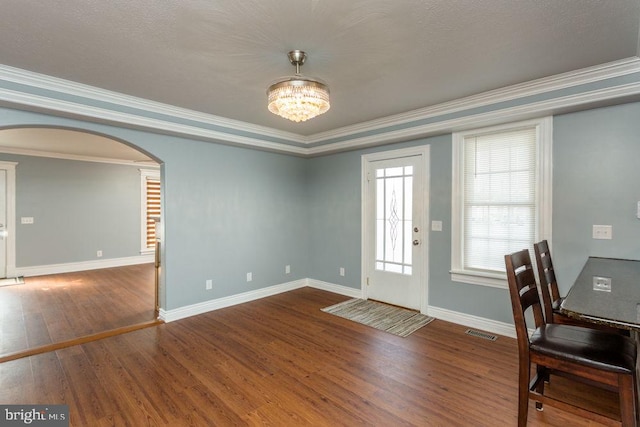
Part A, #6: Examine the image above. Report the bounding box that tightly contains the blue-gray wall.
[307,101,640,324]
[307,134,514,323]
[553,102,640,292]
[0,107,310,311]
[3,100,640,323]
[159,136,309,309]
[3,154,143,267]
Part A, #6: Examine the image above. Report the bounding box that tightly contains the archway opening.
[0,126,163,359]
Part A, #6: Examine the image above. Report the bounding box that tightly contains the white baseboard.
[159,279,308,322]
[427,305,516,339]
[306,279,363,299]
[15,254,154,277]
[159,278,516,340]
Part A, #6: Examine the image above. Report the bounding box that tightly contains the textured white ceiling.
[0,0,639,138]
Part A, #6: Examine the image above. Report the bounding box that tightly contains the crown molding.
[306,57,640,144]
[0,57,639,156]
[0,87,309,156]
[307,81,640,156]
[0,64,304,144]
[0,145,161,167]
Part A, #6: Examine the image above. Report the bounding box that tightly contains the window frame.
[140,168,161,255]
[451,117,553,288]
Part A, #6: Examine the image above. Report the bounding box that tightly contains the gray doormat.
[0,276,25,287]
[321,298,435,337]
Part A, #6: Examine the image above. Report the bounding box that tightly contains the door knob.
[413,239,420,246]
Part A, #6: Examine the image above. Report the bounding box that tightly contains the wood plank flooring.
[0,264,156,357]
[0,287,619,426]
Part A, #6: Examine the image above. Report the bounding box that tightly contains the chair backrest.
[533,240,560,323]
[505,249,546,352]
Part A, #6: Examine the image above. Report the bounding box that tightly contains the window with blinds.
[451,117,552,288]
[463,128,536,273]
[145,177,161,248]
[140,169,161,253]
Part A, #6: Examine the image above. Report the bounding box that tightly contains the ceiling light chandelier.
[267,50,330,123]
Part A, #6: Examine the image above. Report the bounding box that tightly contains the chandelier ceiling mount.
[267,50,330,123]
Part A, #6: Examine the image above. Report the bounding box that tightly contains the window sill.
[450,269,507,289]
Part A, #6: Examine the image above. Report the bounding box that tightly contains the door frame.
[361,145,430,314]
[0,161,17,278]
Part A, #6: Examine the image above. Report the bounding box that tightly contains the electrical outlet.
[592,276,612,292]
[592,225,612,240]
[21,217,34,224]
[205,279,213,290]
[96,250,103,258]
[285,265,291,274]
[247,272,252,282]
[339,267,345,277]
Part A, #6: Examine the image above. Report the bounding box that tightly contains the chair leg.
[518,361,531,427]
[534,365,545,411]
[618,373,636,427]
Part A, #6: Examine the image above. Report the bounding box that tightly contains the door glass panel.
[375,165,414,275]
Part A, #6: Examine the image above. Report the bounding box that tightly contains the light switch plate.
[431,220,443,231]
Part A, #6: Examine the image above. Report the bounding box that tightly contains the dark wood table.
[561,257,640,331]
[561,256,640,424]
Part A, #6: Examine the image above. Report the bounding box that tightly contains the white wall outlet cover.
[592,225,613,240]
[592,276,612,292]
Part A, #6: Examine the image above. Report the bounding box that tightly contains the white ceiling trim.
[307,81,640,156]
[306,57,640,144]
[0,87,309,156]
[0,145,161,167]
[0,58,639,156]
[0,64,304,144]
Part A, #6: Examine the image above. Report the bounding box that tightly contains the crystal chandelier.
[267,50,330,123]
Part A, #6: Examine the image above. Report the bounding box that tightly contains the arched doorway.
[0,126,163,359]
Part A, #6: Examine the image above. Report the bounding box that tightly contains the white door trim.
[361,145,430,314]
[0,161,17,278]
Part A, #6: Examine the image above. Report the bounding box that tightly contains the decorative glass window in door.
[375,166,413,275]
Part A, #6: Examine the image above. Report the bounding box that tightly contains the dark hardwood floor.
[0,287,619,426]
[0,263,156,357]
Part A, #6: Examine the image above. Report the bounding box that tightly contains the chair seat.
[530,324,636,374]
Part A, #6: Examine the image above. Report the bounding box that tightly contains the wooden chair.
[533,240,627,334]
[505,249,637,426]
[532,240,562,324]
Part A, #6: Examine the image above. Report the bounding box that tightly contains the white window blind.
[145,177,161,248]
[451,117,552,288]
[463,128,537,273]
[140,169,161,253]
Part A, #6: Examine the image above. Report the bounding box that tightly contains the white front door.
[362,147,429,311]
